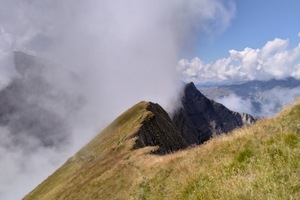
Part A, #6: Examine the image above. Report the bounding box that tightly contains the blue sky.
[197,0,300,62]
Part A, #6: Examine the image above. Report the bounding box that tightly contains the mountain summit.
[128,102,188,154]
[173,82,255,144]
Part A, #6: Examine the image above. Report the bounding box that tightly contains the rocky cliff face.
[173,82,255,145]
[129,83,255,153]
[130,102,188,154]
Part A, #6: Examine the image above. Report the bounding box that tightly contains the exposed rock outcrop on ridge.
[173,82,255,145]
[130,102,188,154]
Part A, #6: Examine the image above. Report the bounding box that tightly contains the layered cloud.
[179,37,300,84]
[216,86,300,117]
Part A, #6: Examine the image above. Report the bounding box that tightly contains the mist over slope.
[0,51,85,199]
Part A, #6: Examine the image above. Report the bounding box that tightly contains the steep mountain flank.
[23,101,188,200]
[130,102,188,154]
[173,82,255,145]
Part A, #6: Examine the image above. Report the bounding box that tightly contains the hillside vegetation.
[24,100,300,200]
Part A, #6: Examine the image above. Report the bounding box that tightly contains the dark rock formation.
[130,102,188,154]
[128,83,255,154]
[173,82,255,145]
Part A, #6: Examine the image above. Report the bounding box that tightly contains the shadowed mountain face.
[130,102,188,154]
[173,82,255,145]
[23,101,188,199]
[128,84,255,153]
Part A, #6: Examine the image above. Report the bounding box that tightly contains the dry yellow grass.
[24,100,300,200]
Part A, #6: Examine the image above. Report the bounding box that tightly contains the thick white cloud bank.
[179,37,300,84]
[0,1,235,199]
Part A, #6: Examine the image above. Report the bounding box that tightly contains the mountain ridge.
[173,82,255,144]
[23,82,257,199]
[23,97,300,200]
[128,102,188,154]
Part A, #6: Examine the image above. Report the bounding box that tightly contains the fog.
[0,1,235,199]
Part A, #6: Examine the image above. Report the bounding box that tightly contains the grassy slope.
[24,101,300,200]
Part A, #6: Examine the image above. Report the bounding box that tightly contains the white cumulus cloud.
[179,37,300,84]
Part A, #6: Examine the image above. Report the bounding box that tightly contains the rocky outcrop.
[238,112,256,125]
[128,83,255,154]
[130,102,188,154]
[173,82,256,145]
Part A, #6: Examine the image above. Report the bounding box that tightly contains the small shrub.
[284,133,299,148]
[236,148,254,163]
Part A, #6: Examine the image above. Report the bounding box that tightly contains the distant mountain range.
[198,78,300,117]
